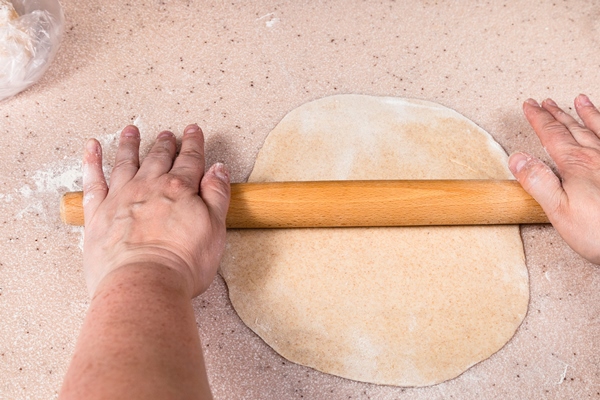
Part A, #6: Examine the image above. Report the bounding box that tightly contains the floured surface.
[220,95,529,386]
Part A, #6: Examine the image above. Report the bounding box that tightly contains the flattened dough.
[220,95,529,387]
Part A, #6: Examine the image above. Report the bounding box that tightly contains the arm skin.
[60,263,212,399]
[60,124,230,399]
[509,94,600,264]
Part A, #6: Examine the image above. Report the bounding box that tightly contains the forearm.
[60,263,212,400]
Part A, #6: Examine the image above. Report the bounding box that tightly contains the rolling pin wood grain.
[60,180,549,228]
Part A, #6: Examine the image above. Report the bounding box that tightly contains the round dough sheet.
[220,94,529,387]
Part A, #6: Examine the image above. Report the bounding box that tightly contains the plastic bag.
[0,0,64,101]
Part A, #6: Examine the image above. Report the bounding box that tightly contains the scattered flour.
[4,124,147,254]
[554,357,571,385]
[73,226,84,251]
[265,17,279,28]
[256,12,279,28]
[7,130,124,249]
[15,158,82,220]
[30,159,83,193]
[0,193,12,202]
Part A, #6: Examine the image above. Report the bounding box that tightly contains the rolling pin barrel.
[60,180,549,228]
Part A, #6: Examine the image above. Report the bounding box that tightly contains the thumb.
[508,152,565,219]
[200,163,231,227]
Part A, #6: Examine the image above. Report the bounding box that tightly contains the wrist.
[92,261,193,301]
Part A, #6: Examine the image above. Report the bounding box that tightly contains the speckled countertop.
[1,1,599,398]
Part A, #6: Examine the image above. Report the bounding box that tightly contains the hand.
[82,124,231,297]
[509,94,600,264]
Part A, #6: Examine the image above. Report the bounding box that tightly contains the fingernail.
[158,131,174,139]
[578,94,593,107]
[509,153,528,174]
[212,163,230,183]
[544,98,557,107]
[122,125,140,139]
[525,98,539,107]
[184,124,199,134]
[86,139,99,154]
[514,158,527,173]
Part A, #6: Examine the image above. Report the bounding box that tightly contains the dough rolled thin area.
[220,94,529,387]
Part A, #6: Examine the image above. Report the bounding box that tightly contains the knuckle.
[166,174,186,188]
[582,109,600,129]
[215,178,231,196]
[150,139,175,155]
[172,166,201,179]
[206,178,231,202]
[163,175,190,195]
[84,180,108,194]
[541,120,568,135]
[113,158,138,171]
[568,126,590,137]
[178,149,204,166]
[581,105,600,117]
[179,148,204,160]
[523,160,545,179]
[145,149,173,163]
[519,159,551,190]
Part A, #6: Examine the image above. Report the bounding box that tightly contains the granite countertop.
[1,1,598,398]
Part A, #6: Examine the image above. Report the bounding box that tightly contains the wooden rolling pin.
[60,180,549,228]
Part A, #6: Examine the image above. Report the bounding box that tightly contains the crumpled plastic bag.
[0,0,63,101]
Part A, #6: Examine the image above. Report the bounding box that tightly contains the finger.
[200,163,231,229]
[575,94,600,136]
[522,99,581,170]
[170,124,205,189]
[508,152,566,221]
[109,125,141,190]
[137,131,177,179]
[541,98,600,148]
[82,139,108,223]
